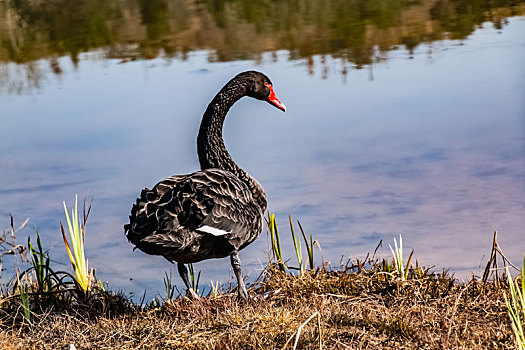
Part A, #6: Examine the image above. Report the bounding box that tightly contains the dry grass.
[0,264,515,349]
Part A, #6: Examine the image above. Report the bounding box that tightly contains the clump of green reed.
[504,256,525,349]
[267,213,321,275]
[9,227,77,301]
[18,232,76,294]
[2,222,82,326]
[1,212,136,329]
[388,234,414,281]
[4,228,93,323]
[60,195,94,294]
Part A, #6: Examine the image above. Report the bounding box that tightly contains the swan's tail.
[125,187,182,256]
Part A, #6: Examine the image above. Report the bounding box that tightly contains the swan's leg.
[177,262,199,299]
[230,252,248,300]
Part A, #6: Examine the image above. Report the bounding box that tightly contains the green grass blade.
[268,213,278,261]
[298,221,314,271]
[268,214,285,271]
[273,214,282,261]
[289,216,303,275]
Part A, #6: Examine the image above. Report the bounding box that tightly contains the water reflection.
[0,1,524,300]
[1,0,524,93]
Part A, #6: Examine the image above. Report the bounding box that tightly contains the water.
[1,1,524,299]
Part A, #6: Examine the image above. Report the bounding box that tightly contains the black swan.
[125,71,286,299]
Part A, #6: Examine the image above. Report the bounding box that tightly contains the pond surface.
[1,0,524,299]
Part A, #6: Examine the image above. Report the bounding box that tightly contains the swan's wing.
[125,169,262,254]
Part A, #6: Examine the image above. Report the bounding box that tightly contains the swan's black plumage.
[125,71,285,299]
[126,170,262,262]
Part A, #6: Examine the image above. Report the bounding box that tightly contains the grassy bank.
[0,265,516,349]
[0,211,523,349]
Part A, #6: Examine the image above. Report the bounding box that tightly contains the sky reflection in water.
[1,18,524,299]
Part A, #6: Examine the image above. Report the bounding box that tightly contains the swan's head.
[242,71,286,112]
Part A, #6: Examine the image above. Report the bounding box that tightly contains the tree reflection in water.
[0,0,523,92]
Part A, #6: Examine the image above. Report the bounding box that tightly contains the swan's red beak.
[265,83,286,112]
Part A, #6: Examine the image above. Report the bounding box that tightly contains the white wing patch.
[197,225,230,236]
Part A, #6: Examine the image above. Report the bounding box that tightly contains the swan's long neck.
[197,76,267,212]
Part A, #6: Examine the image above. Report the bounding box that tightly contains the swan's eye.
[264,82,271,88]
